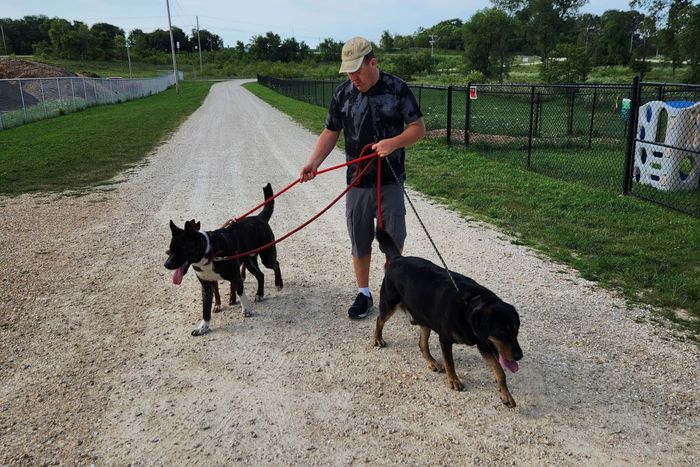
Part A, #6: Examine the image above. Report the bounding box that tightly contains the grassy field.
[243,81,700,341]
[0,80,214,194]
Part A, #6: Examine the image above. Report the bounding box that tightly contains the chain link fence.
[258,75,699,217]
[0,72,182,130]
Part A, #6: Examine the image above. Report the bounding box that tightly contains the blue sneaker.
[348,292,373,319]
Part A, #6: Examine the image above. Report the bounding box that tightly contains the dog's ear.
[469,304,491,343]
[194,221,201,231]
[184,220,196,232]
[169,220,182,235]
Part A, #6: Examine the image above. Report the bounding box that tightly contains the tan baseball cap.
[339,36,372,74]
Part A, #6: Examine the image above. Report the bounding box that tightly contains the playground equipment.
[633,100,700,191]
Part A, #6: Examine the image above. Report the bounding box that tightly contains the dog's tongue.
[499,354,519,373]
[172,264,187,285]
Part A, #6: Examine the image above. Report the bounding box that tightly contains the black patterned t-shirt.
[325,71,423,187]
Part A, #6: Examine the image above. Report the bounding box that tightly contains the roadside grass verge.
[244,81,700,341]
[0,80,214,195]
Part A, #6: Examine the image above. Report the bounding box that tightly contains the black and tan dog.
[374,228,522,407]
[164,183,283,336]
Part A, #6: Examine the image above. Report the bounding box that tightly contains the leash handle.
[230,148,380,225]
[215,152,378,262]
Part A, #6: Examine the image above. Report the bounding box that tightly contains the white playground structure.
[633,100,700,191]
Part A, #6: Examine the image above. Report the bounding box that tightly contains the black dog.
[164,183,283,336]
[374,228,522,407]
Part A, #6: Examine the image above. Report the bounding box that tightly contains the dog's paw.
[213,304,222,313]
[229,296,237,305]
[191,320,210,336]
[500,390,517,408]
[242,309,253,318]
[446,376,463,391]
[275,285,283,291]
[428,361,445,373]
[254,294,264,302]
[374,337,386,347]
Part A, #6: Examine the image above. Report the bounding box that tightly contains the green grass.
[244,81,700,341]
[0,80,214,194]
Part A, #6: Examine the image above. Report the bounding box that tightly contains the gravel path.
[1,79,698,466]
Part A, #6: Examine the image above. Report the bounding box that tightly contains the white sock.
[358,287,371,298]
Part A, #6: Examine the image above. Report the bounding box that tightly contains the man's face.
[347,57,377,93]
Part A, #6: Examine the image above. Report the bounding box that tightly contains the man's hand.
[371,139,398,158]
[299,163,317,182]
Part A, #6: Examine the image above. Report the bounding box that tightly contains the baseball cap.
[339,37,372,74]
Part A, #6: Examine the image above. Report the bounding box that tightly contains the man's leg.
[348,253,374,319]
[346,187,375,319]
[352,254,371,288]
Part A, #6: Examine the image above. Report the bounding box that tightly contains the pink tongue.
[172,264,186,285]
[499,354,519,373]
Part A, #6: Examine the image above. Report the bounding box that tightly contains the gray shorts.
[346,183,406,257]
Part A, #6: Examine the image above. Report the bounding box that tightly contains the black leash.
[383,157,462,295]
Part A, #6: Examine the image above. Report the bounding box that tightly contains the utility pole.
[1,23,7,56]
[166,0,180,94]
[125,35,133,78]
[428,34,438,57]
[196,15,203,74]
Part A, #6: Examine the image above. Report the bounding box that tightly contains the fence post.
[623,76,641,195]
[534,91,542,137]
[446,84,453,145]
[465,82,471,147]
[587,87,598,148]
[56,78,62,109]
[418,86,422,109]
[567,87,575,136]
[18,79,28,123]
[527,85,536,168]
[40,79,48,118]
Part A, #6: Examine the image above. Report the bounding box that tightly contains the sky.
[5,0,638,48]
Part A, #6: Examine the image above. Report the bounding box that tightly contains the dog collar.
[199,230,212,257]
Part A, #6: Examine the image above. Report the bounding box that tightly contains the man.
[300,36,425,319]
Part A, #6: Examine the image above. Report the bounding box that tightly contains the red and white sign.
[469,86,477,100]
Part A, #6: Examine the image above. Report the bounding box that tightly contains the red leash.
[214,144,383,262]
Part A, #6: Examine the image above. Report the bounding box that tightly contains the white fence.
[0,72,183,130]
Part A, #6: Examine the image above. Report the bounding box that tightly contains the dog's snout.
[513,345,523,361]
[166,249,171,255]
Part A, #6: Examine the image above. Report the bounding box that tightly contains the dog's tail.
[376,227,402,262]
[258,183,274,222]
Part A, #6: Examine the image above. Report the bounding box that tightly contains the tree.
[278,37,309,62]
[249,32,282,61]
[191,29,223,52]
[491,0,588,60]
[540,43,591,82]
[463,8,519,81]
[415,19,465,50]
[593,10,644,66]
[317,37,343,62]
[1,15,53,55]
[91,23,123,60]
[380,30,395,51]
[679,3,700,82]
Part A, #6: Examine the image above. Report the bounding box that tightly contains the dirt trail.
[1,80,698,466]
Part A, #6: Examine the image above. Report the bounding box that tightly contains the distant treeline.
[1,0,698,83]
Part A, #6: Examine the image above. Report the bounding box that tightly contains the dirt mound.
[0,57,79,79]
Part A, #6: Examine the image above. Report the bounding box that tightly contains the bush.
[540,45,591,83]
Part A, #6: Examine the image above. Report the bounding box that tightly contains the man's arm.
[299,128,341,182]
[371,117,426,157]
